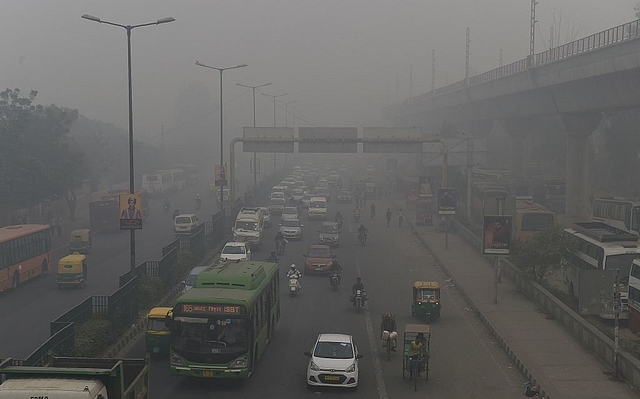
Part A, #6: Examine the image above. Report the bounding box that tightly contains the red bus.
[0,224,52,292]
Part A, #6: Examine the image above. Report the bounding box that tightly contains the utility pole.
[409,64,413,99]
[530,0,538,64]
[395,72,400,102]
[466,135,473,219]
[431,49,436,95]
[465,27,470,85]
[494,195,505,304]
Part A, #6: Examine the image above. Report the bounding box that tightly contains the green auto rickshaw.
[411,281,441,322]
[57,253,87,289]
[69,229,92,253]
[146,307,173,356]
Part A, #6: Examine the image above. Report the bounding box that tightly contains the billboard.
[438,188,457,215]
[215,164,227,187]
[242,127,294,153]
[482,215,512,255]
[418,176,434,198]
[119,193,143,230]
[298,127,357,153]
[363,127,424,153]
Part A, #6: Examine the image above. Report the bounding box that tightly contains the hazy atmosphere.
[1,0,636,147]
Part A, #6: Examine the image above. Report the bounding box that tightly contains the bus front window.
[605,254,640,284]
[172,317,249,359]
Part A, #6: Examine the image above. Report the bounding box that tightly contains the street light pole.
[236,82,271,190]
[261,93,288,174]
[195,62,247,228]
[81,14,175,272]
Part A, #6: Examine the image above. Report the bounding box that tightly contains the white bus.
[142,169,186,194]
[562,222,640,319]
[628,259,640,333]
[592,198,640,236]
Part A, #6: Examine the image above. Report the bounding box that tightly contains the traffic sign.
[298,127,357,153]
[363,127,424,153]
[243,127,294,153]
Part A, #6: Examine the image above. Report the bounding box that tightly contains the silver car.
[318,221,340,246]
[280,218,303,240]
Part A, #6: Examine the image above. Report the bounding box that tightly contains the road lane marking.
[356,259,388,399]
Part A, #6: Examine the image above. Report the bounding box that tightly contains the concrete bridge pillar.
[463,120,493,139]
[502,119,538,178]
[562,112,602,219]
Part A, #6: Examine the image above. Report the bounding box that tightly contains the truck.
[0,357,149,399]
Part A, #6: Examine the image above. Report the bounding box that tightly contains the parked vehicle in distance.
[220,242,251,262]
[304,333,361,389]
[303,245,335,274]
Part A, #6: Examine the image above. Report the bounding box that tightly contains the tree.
[510,227,575,283]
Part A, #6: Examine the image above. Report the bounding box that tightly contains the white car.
[220,242,251,261]
[281,207,299,221]
[305,333,361,389]
[174,214,199,234]
[280,218,303,240]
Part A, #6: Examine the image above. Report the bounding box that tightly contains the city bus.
[627,259,640,333]
[562,222,640,319]
[170,260,279,379]
[592,198,640,236]
[0,224,52,291]
[513,201,557,241]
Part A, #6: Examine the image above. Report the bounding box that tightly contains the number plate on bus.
[202,370,214,377]
[324,375,340,381]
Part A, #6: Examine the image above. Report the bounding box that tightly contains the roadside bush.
[74,318,113,357]
[510,227,575,283]
[139,275,164,310]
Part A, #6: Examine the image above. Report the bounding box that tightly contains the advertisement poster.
[482,215,512,255]
[119,193,143,230]
[418,176,434,198]
[215,164,227,187]
[438,188,457,215]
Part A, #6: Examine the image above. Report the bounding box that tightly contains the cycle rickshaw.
[402,324,431,391]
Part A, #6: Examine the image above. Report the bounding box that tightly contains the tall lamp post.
[261,93,288,174]
[236,82,272,190]
[195,61,247,227]
[81,14,175,272]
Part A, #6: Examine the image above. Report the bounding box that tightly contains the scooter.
[330,272,341,291]
[353,290,365,312]
[276,240,286,255]
[288,276,300,296]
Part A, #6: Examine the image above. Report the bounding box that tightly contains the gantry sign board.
[362,127,424,153]
[243,127,294,153]
[298,127,357,153]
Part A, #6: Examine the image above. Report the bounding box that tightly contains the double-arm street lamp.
[236,82,272,190]
[81,14,175,272]
[261,93,288,174]
[195,61,247,225]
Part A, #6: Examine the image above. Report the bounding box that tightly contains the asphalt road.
[128,196,525,398]
[0,170,262,359]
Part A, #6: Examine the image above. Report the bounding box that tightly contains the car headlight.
[310,361,320,371]
[346,363,356,373]
[171,356,182,365]
[231,356,247,368]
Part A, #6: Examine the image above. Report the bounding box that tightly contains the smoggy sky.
[0,0,636,148]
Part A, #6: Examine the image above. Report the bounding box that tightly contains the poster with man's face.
[482,215,512,255]
[418,176,434,198]
[119,193,143,230]
[438,188,457,215]
[215,164,227,187]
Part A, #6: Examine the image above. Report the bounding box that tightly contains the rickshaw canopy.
[70,229,91,240]
[58,253,87,267]
[413,281,440,290]
[148,307,173,319]
[404,323,431,336]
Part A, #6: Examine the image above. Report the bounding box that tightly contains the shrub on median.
[74,318,113,357]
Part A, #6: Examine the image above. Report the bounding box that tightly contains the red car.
[303,245,335,275]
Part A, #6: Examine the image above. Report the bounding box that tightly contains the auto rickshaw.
[146,307,173,356]
[56,253,87,289]
[415,200,434,226]
[69,229,92,253]
[411,281,441,321]
[402,324,431,390]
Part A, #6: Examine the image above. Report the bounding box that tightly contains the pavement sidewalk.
[385,196,638,399]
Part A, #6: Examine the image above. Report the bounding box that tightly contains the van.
[272,185,286,198]
[269,197,286,215]
[308,196,328,220]
[174,214,199,234]
[233,207,264,248]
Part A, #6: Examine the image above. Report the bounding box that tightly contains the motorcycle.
[276,240,286,255]
[358,232,367,246]
[336,218,343,231]
[353,290,365,312]
[330,271,341,291]
[353,211,361,222]
[288,275,300,296]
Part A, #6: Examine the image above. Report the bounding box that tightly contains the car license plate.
[324,375,340,381]
[202,370,214,377]
[316,267,323,271]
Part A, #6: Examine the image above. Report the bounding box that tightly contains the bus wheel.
[12,272,19,290]
[42,259,48,273]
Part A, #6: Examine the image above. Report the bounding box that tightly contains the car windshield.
[171,317,249,357]
[320,224,338,233]
[270,199,285,205]
[271,192,284,198]
[283,208,297,214]
[313,341,354,359]
[310,201,326,209]
[282,219,300,227]
[223,245,246,254]
[176,217,192,224]
[308,247,331,258]
[235,221,257,230]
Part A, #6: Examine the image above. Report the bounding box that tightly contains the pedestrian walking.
[398,209,404,228]
[385,208,392,227]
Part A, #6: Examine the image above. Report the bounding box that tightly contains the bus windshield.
[171,317,249,358]
[310,201,326,209]
[521,214,555,231]
[605,254,640,283]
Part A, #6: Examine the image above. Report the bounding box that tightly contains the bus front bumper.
[170,365,249,379]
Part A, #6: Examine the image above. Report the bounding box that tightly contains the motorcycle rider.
[353,205,361,221]
[380,313,398,351]
[275,231,288,253]
[267,251,279,263]
[328,259,343,284]
[357,224,368,242]
[195,194,202,209]
[163,198,171,212]
[350,277,367,303]
[286,264,302,290]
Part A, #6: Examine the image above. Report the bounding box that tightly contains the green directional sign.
[298,127,357,153]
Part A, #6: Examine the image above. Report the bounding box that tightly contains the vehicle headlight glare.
[232,357,247,368]
[171,356,182,364]
[346,363,356,373]
[310,361,320,371]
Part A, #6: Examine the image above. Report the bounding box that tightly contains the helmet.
[271,251,276,255]
[290,264,297,269]
[356,277,362,282]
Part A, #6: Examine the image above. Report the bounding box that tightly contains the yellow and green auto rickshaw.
[56,253,87,289]
[69,229,92,253]
[411,282,441,322]
[146,307,173,356]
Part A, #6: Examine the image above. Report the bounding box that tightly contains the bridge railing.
[469,58,529,86]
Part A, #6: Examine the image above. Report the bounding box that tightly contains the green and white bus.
[170,260,280,379]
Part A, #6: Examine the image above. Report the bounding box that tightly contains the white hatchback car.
[305,333,361,389]
[220,242,251,262]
